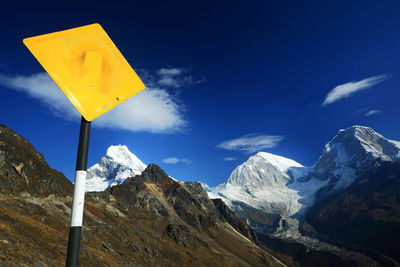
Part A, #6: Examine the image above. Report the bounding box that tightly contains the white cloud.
[0,72,80,120]
[365,109,382,116]
[162,157,192,164]
[157,67,204,88]
[322,74,390,106]
[0,72,186,133]
[223,157,237,161]
[216,134,284,154]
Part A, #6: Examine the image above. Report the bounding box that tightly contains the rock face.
[85,145,146,192]
[0,124,72,197]
[212,198,259,244]
[0,125,285,266]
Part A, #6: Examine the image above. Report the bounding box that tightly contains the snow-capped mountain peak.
[225,152,303,188]
[105,145,145,168]
[85,145,147,192]
[332,125,400,160]
[311,126,400,188]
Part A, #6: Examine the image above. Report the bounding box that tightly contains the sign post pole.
[23,23,145,266]
[66,116,91,267]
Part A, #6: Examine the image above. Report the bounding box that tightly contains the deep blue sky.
[1,1,400,186]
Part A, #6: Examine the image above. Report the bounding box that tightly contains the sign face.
[23,23,145,121]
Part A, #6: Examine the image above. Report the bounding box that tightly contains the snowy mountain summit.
[85,145,146,192]
[208,151,308,217]
[226,152,303,189]
[310,125,400,189]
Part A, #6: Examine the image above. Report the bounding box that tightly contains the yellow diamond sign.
[23,23,145,121]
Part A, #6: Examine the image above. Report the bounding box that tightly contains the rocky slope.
[306,160,400,265]
[0,125,72,198]
[0,124,287,266]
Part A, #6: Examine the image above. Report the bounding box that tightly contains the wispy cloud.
[162,157,192,164]
[157,67,205,88]
[158,68,184,76]
[216,134,284,154]
[0,70,192,133]
[365,109,382,116]
[322,74,390,106]
[223,157,237,161]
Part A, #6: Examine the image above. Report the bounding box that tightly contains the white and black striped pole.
[66,116,91,267]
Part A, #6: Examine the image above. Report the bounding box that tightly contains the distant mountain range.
[205,126,400,233]
[84,125,400,265]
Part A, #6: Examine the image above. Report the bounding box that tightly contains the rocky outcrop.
[0,125,72,197]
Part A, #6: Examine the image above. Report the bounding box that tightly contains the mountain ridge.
[0,124,288,266]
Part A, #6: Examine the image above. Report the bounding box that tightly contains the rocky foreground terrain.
[0,124,289,266]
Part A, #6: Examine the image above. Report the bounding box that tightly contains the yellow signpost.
[23,23,145,267]
[23,23,145,121]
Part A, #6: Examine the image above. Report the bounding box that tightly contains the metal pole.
[66,116,91,267]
